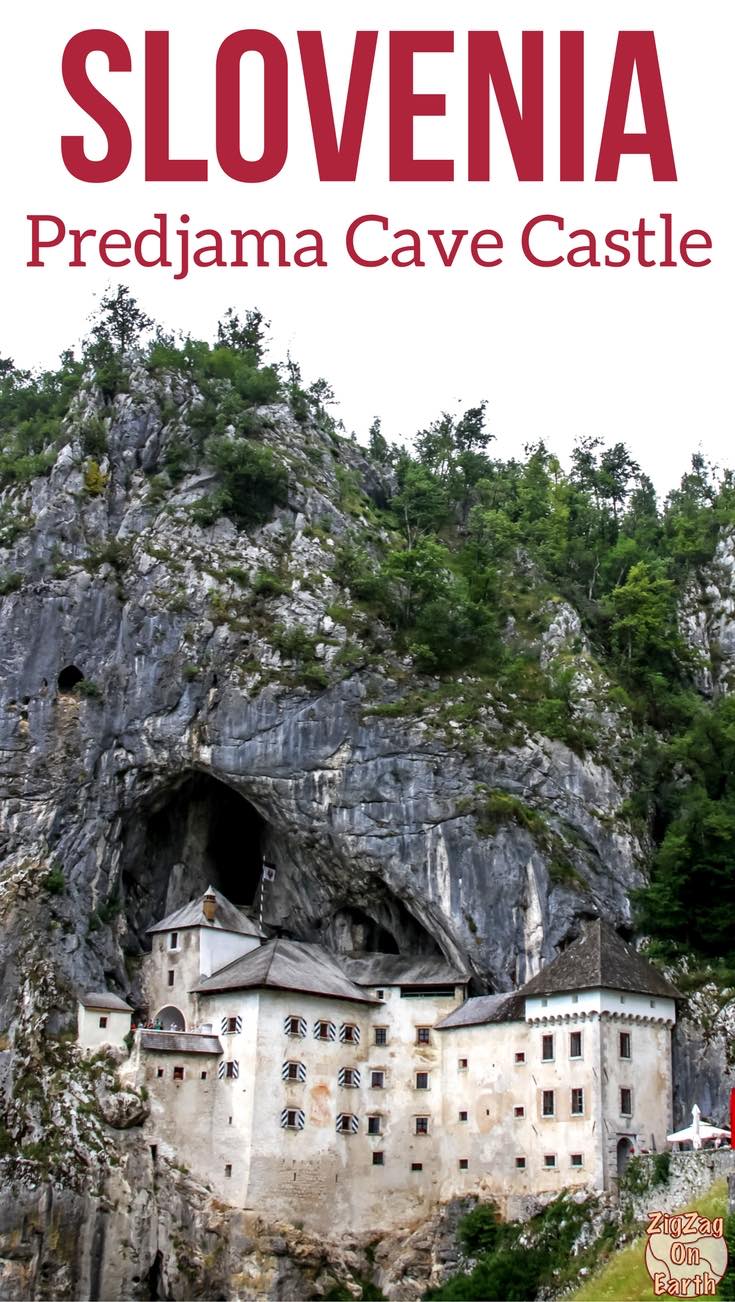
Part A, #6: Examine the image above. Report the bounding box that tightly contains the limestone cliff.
[0,364,730,1298]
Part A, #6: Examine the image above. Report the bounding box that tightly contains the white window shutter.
[339,1023,361,1043]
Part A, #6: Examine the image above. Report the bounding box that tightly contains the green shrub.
[0,572,22,596]
[83,459,108,496]
[253,569,288,597]
[74,679,103,700]
[79,415,108,457]
[204,436,288,527]
[43,867,65,895]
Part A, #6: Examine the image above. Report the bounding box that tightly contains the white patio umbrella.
[667,1103,731,1148]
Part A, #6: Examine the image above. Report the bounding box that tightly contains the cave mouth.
[120,772,265,951]
[58,664,84,692]
[321,899,443,958]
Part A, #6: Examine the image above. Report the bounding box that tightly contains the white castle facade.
[78,887,679,1231]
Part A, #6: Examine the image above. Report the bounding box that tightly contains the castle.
[78,887,680,1231]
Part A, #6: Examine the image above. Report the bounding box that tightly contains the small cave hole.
[58,664,84,693]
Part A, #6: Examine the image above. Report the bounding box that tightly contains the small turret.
[202,887,217,924]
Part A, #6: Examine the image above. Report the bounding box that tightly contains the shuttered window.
[285,1015,306,1037]
[218,1060,239,1079]
[282,1061,306,1083]
[221,1015,242,1035]
[314,1020,336,1042]
[336,1113,359,1134]
[281,1108,305,1130]
[339,1023,360,1044]
[338,1067,361,1088]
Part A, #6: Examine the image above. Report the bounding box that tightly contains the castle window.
[169,932,179,950]
[221,1016,242,1035]
[542,1090,555,1117]
[99,1016,108,1029]
[544,1154,557,1168]
[571,993,579,1004]
[515,1051,526,1064]
[619,1031,631,1059]
[411,1163,423,1172]
[515,1156,526,1169]
[376,990,385,1000]
[416,1027,431,1045]
[173,1066,184,1081]
[340,1023,360,1044]
[458,1058,468,1071]
[338,1067,361,1088]
[371,1070,385,1089]
[620,1087,633,1116]
[459,1110,468,1122]
[458,1158,469,1171]
[167,971,175,987]
[156,1068,164,1079]
[225,1164,232,1178]
[282,1061,306,1083]
[569,1031,582,1058]
[415,1072,430,1090]
[200,1071,207,1080]
[374,1027,388,1046]
[619,995,626,1005]
[541,998,548,1007]
[336,1113,359,1134]
[285,1015,306,1038]
[415,1116,429,1136]
[541,1034,554,1061]
[367,1115,382,1135]
[514,1106,525,1118]
[372,1151,385,1166]
[218,1060,239,1080]
[571,1088,584,1116]
[281,1108,305,1130]
[314,1020,336,1042]
[650,999,656,1008]
[571,1153,584,1167]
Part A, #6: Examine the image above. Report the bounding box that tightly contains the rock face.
[0,369,727,1296]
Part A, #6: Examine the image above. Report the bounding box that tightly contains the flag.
[262,863,277,882]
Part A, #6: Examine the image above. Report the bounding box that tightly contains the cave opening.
[57,664,84,692]
[321,898,442,958]
[120,772,265,952]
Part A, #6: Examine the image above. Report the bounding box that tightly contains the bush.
[458,1204,501,1256]
[0,572,22,596]
[83,459,108,496]
[204,436,288,527]
[43,867,65,895]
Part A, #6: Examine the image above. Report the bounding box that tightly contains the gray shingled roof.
[147,886,264,939]
[194,939,377,1004]
[342,954,468,988]
[435,992,525,1030]
[80,992,133,1012]
[139,1031,222,1055]
[519,920,682,1000]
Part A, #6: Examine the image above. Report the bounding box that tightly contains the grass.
[569,1179,727,1302]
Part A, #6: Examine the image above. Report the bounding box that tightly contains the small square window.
[167,970,175,987]
[514,1105,525,1118]
[544,1154,556,1168]
[459,1110,468,1122]
[541,998,548,1007]
[376,990,385,1000]
[286,1062,301,1081]
[571,1088,584,1116]
[285,1110,300,1129]
[225,1016,239,1034]
[225,1061,238,1079]
[99,1016,108,1029]
[374,1027,388,1046]
[416,1027,431,1045]
[342,1067,359,1088]
[415,1072,429,1090]
[371,1070,385,1089]
[173,1066,184,1081]
[372,1151,384,1166]
[316,1021,334,1041]
[570,1031,582,1058]
[619,1032,631,1060]
[649,999,656,1008]
[620,1088,632,1116]
[286,1016,304,1037]
[169,932,179,950]
[411,1162,423,1172]
[200,1071,207,1080]
[367,1116,382,1135]
[571,993,579,1004]
[458,1058,468,1071]
[224,1164,232,1178]
[342,1024,358,1043]
[542,1090,555,1117]
[515,1156,526,1169]
[515,1051,526,1064]
[156,1067,164,1079]
[619,995,626,1005]
[415,1116,429,1136]
[542,1034,554,1061]
[571,1153,584,1167]
[458,1158,469,1170]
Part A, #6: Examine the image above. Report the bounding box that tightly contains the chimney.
[202,889,217,924]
